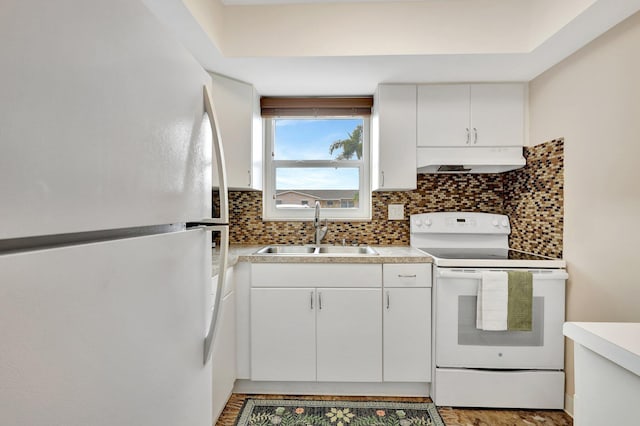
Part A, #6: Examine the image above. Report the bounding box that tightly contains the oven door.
[435,267,566,370]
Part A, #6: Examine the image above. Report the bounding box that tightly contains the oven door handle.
[438,270,568,280]
[438,270,482,279]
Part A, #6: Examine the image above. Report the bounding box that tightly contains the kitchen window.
[262,98,372,220]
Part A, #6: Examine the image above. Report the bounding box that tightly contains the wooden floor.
[216,393,573,426]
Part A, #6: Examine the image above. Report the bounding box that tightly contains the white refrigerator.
[0,1,229,425]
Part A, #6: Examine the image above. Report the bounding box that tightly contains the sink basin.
[316,246,378,255]
[254,245,379,256]
[255,245,317,255]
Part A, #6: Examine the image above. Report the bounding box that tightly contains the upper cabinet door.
[210,73,263,191]
[417,84,470,147]
[470,84,525,147]
[372,85,417,191]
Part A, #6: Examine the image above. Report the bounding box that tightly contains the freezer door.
[0,0,212,239]
[0,230,212,426]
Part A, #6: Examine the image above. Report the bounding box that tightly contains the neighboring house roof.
[276,189,358,200]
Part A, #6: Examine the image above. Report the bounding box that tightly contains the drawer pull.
[398,274,417,278]
[386,291,390,310]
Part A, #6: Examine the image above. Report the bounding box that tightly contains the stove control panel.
[410,212,511,234]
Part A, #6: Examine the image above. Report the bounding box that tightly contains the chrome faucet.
[313,201,328,245]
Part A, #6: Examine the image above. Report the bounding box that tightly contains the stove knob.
[414,218,423,227]
[425,218,432,226]
[492,219,499,227]
[501,219,509,228]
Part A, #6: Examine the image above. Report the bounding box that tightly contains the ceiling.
[143,0,640,95]
[221,0,419,4]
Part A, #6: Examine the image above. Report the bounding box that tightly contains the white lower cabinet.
[383,287,431,382]
[383,263,432,383]
[316,288,382,382]
[211,267,237,422]
[250,286,382,382]
[248,263,431,387]
[250,264,383,383]
[250,288,316,381]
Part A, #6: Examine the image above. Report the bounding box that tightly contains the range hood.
[417,146,526,174]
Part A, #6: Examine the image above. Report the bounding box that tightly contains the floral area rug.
[234,399,445,426]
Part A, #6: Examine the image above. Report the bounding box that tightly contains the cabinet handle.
[381,171,385,188]
[248,170,251,187]
[398,274,417,278]
[318,292,322,310]
[310,291,314,310]
[465,128,470,144]
[473,128,478,144]
[386,291,390,310]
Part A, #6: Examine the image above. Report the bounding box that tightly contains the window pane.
[275,167,360,209]
[274,118,364,161]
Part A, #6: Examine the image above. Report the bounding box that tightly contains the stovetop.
[417,247,566,269]
[419,247,556,261]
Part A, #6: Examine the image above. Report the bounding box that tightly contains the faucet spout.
[313,201,328,245]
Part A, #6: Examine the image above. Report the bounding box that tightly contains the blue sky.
[274,118,361,190]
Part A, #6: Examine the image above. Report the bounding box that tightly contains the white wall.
[182,0,225,51]
[178,0,599,58]
[221,0,530,56]
[529,10,640,398]
[528,0,595,47]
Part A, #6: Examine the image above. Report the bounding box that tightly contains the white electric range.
[410,212,567,410]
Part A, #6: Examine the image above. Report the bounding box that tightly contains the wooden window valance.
[260,96,373,117]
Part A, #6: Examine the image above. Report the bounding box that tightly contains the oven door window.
[458,296,544,346]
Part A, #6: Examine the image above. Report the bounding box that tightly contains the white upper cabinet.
[209,73,262,190]
[469,84,525,147]
[417,84,470,148]
[371,84,417,191]
[417,83,524,148]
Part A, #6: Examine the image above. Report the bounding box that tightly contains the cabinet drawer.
[383,264,431,287]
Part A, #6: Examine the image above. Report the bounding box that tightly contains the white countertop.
[563,322,640,376]
[212,245,432,277]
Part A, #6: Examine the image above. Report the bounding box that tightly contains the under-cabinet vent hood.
[417,146,526,174]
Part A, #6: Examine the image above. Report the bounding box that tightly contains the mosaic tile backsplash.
[227,139,564,258]
[505,139,564,258]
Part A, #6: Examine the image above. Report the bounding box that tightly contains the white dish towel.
[476,271,509,331]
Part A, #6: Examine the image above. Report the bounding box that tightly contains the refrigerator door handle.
[202,225,229,365]
[202,84,231,365]
[204,85,229,224]
[186,222,228,230]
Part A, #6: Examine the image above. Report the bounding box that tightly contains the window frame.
[263,116,371,221]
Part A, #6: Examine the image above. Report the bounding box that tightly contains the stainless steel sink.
[255,245,317,255]
[254,245,379,256]
[316,246,378,255]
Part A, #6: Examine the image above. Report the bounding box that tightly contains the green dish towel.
[507,271,533,331]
